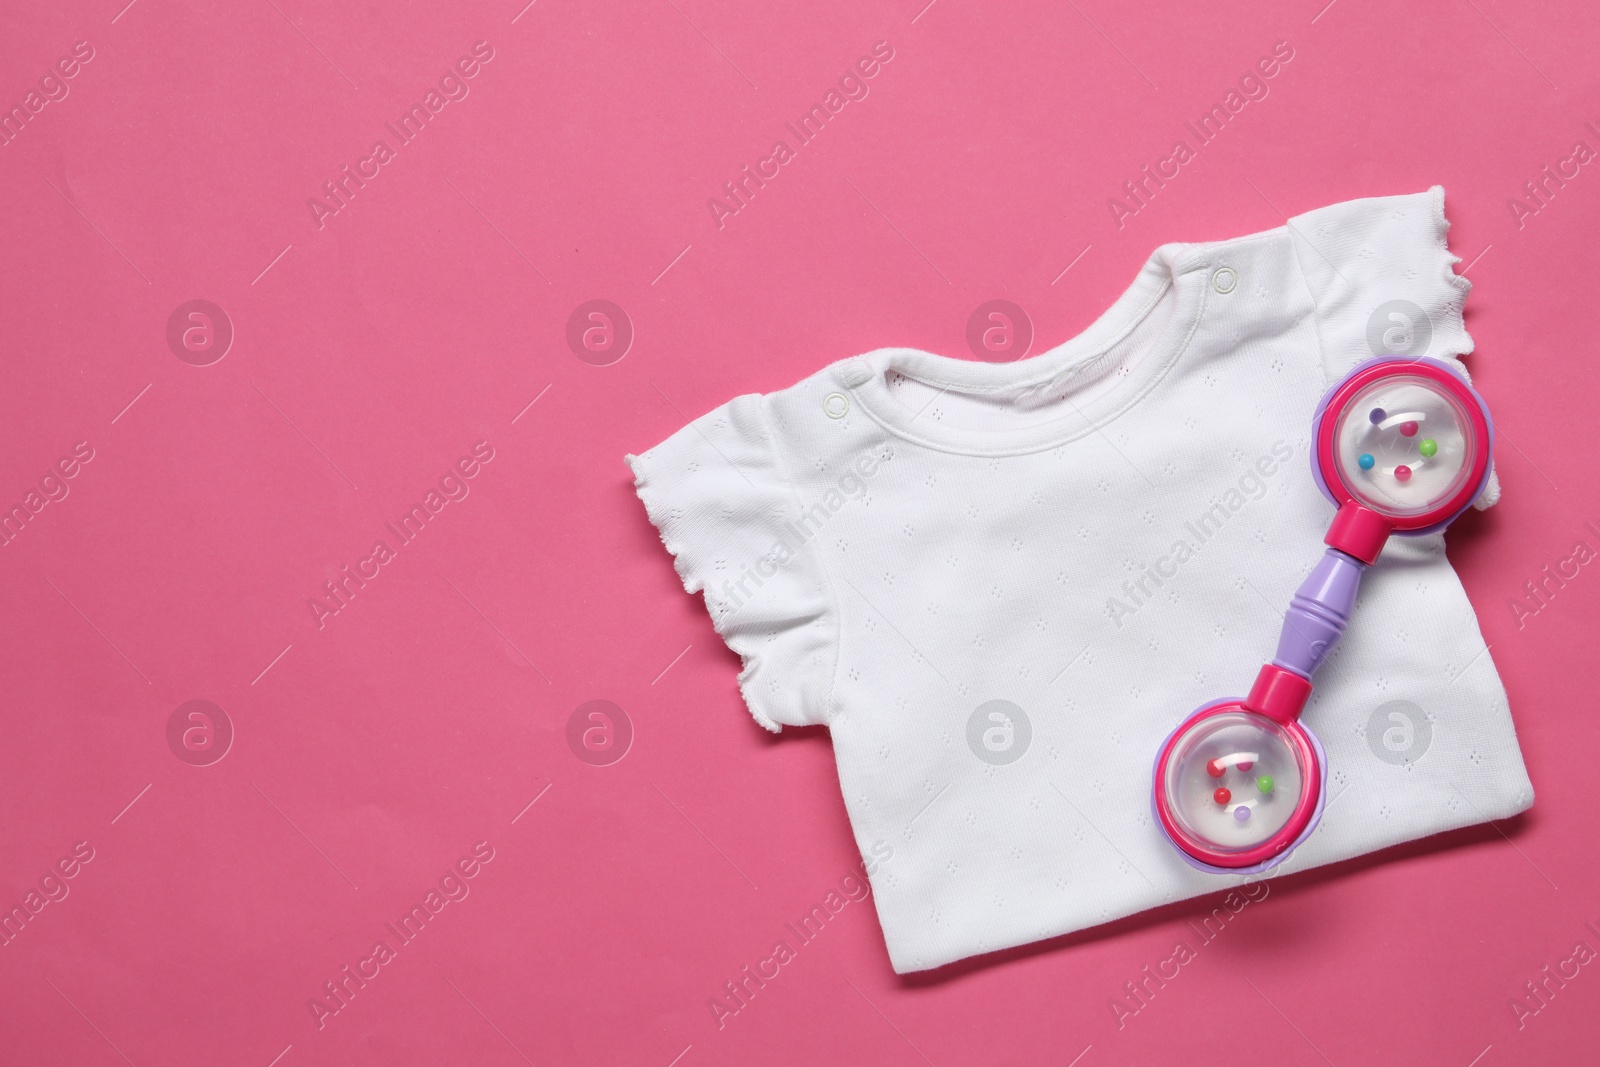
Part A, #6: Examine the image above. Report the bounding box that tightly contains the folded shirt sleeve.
[1287,185,1499,508]
[626,393,839,731]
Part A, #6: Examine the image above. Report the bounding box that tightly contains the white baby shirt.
[627,187,1534,974]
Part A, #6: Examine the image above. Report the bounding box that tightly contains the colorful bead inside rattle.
[1159,711,1307,855]
[1332,376,1479,520]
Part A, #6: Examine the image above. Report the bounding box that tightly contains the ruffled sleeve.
[1288,186,1499,508]
[627,394,839,731]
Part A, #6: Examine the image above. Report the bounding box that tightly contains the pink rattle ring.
[1153,356,1494,874]
[1153,700,1327,873]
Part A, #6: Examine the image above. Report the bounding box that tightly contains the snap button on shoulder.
[1211,267,1238,294]
[823,392,850,419]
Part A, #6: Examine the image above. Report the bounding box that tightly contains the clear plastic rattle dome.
[1332,374,1478,520]
[1162,711,1306,855]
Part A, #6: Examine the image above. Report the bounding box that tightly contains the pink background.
[2,0,1597,1064]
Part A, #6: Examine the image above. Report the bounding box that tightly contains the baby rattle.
[1152,355,1495,874]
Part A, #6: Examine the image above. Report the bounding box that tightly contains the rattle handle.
[1247,548,1369,723]
[1273,548,1367,679]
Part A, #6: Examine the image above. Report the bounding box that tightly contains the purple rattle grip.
[1271,548,1367,679]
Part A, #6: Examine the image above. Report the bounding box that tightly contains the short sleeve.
[626,394,838,732]
[1288,186,1499,508]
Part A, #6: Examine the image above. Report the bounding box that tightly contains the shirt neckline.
[834,243,1215,457]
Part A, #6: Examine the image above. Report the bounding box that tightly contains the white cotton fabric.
[627,188,1533,974]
